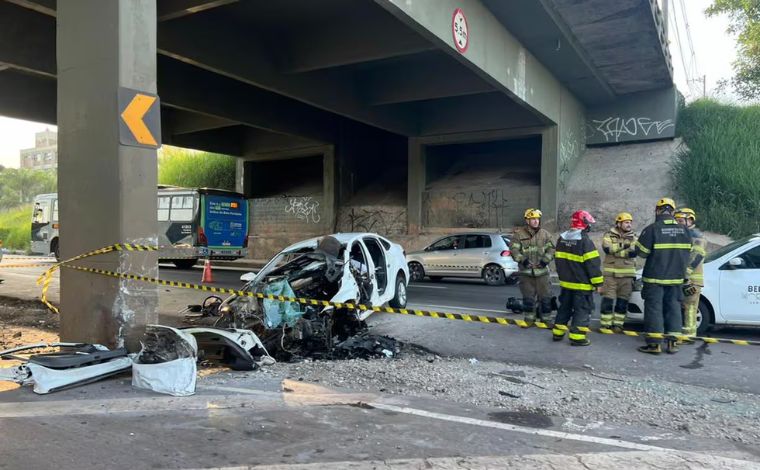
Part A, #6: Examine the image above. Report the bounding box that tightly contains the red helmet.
[571,210,595,229]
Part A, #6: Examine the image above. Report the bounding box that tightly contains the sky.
[0,0,740,169]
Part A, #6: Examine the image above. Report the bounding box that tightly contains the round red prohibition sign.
[452,8,469,53]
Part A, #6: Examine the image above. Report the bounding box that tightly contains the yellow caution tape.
[24,242,760,348]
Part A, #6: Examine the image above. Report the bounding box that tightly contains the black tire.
[389,274,408,309]
[51,238,60,262]
[482,264,506,286]
[696,298,714,336]
[408,262,425,282]
[429,276,443,282]
[173,258,199,269]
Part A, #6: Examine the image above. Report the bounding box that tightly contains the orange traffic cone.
[201,259,213,283]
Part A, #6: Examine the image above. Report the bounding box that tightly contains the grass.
[158,146,236,191]
[673,99,760,238]
[0,205,32,251]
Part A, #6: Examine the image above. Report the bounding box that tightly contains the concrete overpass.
[0,0,677,346]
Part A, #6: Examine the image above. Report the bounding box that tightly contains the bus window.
[53,199,58,222]
[33,201,49,224]
[170,195,194,221]
[158,196,171,221]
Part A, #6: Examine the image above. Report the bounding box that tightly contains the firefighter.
[675,208,706,342]
[552,210,604,346]
[634,198,692,355]
[510,208,555,325]
[600,212,638,331]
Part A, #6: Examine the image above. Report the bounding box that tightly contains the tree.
[157,146,237,191]
[0,167,57,210]
[707,0,760,100]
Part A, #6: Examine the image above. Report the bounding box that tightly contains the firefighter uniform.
[511,210,556,324]
[676,208,706,337]
[600,215,638,330]
[552,211,604,346]
[635,198,692,354]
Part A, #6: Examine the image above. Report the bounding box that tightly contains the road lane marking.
[370,403,675,452]
[407,303,505,315]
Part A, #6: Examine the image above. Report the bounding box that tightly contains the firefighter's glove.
[628,250,638,258]
[521,259,532,269]
[538,261,548,269]
[682,284,698,297]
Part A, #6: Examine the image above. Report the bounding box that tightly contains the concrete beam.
[158,15,419,136]
[0,69,55,124]
[157,56,338,143]
[2,0,55,17]
[166,125,246,156]
[363,53,494,105]
[157,0,238,22]
[162,107,238,135]
[0,2,55,75]
[374,0,566,125]
[281,13,435,74]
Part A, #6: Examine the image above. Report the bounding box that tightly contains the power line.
[668,0,695,97]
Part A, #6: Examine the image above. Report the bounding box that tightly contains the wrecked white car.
[208,233,409,356]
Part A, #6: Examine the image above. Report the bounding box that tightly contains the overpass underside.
[0,0,674,344]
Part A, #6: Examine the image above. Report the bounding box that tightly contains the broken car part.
[132,325,197,397]
[180,327,274,371]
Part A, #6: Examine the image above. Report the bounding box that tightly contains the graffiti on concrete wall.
[337,206,407,236]
[423,188,533,229]
[559,125,584,194]
[589,117,675,143]
[285,196,321,224]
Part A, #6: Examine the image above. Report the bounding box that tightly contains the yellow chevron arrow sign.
[118,87,161,148]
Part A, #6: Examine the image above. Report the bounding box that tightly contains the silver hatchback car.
[406,233,519,285]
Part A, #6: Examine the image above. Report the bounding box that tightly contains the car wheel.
[482,264,505,286]
[408,262,425,282]
[389,274,407,309]
[696,298,713,336]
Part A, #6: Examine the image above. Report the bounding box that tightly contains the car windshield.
[705,235,756,263]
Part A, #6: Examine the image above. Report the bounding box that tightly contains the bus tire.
[173,258,198,269]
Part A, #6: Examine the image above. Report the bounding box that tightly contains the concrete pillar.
[322,146,336,232]
[540,126,559,232]
[57,0,158,349]
[407,138,423,235]
[235,158,245,194]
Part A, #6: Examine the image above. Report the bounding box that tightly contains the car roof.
[280,233,388,252]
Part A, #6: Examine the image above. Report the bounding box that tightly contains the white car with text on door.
[627,234,760,335]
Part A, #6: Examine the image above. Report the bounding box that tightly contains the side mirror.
[728,257,745,268]
[240,272,256,282]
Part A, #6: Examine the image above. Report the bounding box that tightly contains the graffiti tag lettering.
[286,197,321,224]
[590,117,675,143]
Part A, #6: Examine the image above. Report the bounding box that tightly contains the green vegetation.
[158,146,236,191]
[708,0,760,100]
[0,205,31,251]
[673,99,760,237]
[0,167,56,211]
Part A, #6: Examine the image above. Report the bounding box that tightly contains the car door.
[719,242,760,323]
[422,235,463,276]
[457,234,492,277]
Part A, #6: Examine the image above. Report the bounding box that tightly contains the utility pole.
[662,0,670,40]
[703,74,707,98]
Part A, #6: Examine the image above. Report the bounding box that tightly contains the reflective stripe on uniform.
[635,241,650,254]
[642,277,684,285]
[556,250,599,263]
[653,243,692,250]
[590,276,604,285]
[559,280,594,291]
[552,328,566,337]
[692,245,707,256]
[604,267,636,275]
[568,332,586,341]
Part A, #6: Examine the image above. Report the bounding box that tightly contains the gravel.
[252,354,760,445]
